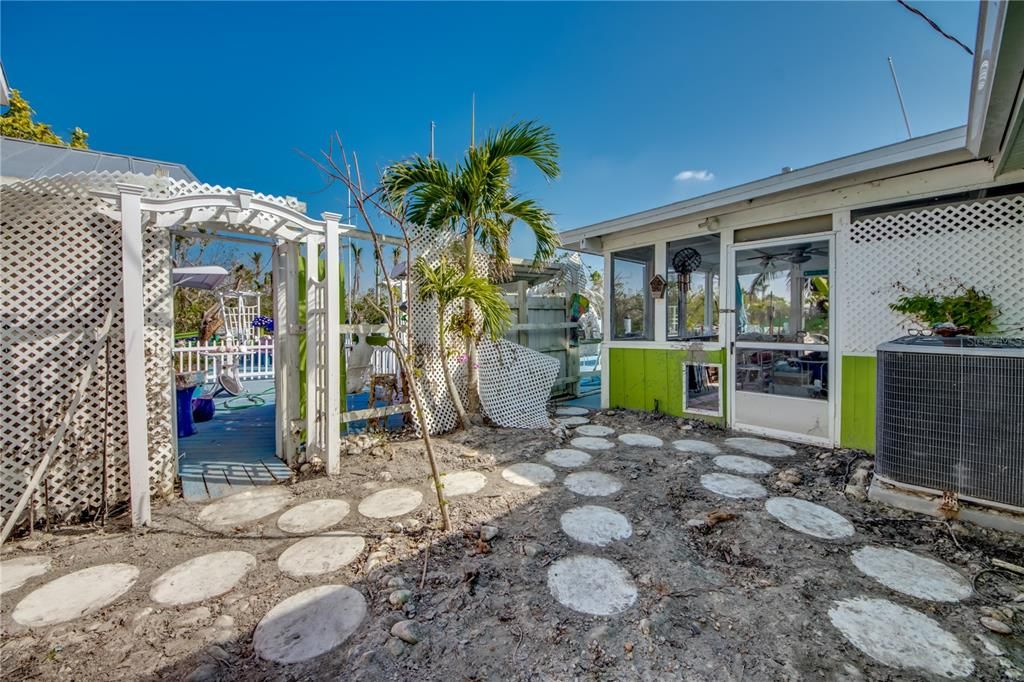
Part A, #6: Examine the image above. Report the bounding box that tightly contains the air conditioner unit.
[875,336,1024,513]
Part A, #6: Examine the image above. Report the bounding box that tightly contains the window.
[666,235,720,341]
[611,246,654,340]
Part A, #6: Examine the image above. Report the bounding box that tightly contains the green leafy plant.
[889,279,999,335]
[1,89,89,148]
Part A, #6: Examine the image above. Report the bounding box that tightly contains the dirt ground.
[2,409,1023,681]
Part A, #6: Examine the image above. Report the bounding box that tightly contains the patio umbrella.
[172,266,230,290]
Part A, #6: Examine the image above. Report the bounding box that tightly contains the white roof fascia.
[560,127,967,249]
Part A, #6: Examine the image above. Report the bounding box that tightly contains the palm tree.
[383,120,560,411]
[413,255,512,429]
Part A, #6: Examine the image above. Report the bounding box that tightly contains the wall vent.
[876,336,1024,511]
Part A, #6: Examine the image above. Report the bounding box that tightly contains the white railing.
[172,339,400,384]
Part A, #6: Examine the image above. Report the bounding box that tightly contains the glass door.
[729,235,833,443]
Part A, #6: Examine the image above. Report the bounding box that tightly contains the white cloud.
[673,169,714,182]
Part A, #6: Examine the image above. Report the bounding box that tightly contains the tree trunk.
[463,226,481,413]
[438,315,469,429]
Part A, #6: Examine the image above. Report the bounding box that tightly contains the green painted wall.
[840,355,876,453]
[608,347,727,426]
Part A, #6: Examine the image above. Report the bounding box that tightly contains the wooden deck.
[177,379,291,501]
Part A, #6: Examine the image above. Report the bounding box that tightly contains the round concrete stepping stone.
[357,488,423,519]
[828,597,974,678]
[570,436,614,451]
[555,406,589,416]
[278,532,366,578]
[197,486,293,528]
[548,555,637,616]
[851,546,972,602]
[671,439,721,455]
[440,471,487,497]
[714,455,775,475]
[564,471,623,497]
[277,499,351,534]
[150,551,257,606]
[1,556,52,594]
[724,437,795,458]
[501,463,556,487]
[574,424,615,437]
[558,416,590,426]
[13,563,138,626]
[560,505,632,546]
[544,448,592,468]
[618,433,664,447]
[254,584,367,664]
[700,473,767,499]
[765,497,855,540]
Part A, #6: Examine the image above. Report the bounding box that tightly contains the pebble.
[778,469,802,485]
[639,618,651,636]
[480,525,499,541]
[386,637,406,656]
[174,606,212,629]
[389,589,412,607]
[183,663,220,682]
[981,616,1013,634]
[391,619,423,644]
[204,644,232,664]
[387,577,406,589]
[523,543,544,558]
[213,615,234,629]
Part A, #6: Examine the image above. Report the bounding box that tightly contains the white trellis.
[1,171,354,531]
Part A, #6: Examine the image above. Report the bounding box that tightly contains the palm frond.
[480,121,560,180]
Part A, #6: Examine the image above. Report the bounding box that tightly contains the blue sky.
[2,1,978,290]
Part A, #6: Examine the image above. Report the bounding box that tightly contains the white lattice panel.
[478,339,559,428]
[839,194,1024,355]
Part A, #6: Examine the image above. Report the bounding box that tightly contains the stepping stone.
[544,448,592,468]
[197,487,293,529]
[13,563,138,626]
[278,532,366,578]
[828,597,974,678]
[564,471,623,497]
[548,555,637,616]
[358,488,423,519]
[671,439,721,455]
[618,433,664,447]
[765,497,855,540]
[724,437,795,458]
[277,499,351,534]
[501,463,556,487]
[440,471,487,497]
[555,406,589,416]
[575,424,615,437]
[558,416,590,426]
[560,505,632,546]
[570,436,614,451]
[150,551,257,606]
[1,556,51,594]
[700,473,767,499]
[714,455,775,475]
[253,584,367,664]
[851,546,972,602]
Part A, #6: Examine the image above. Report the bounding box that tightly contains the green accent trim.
[607,347,726,426]
[840,355,876,452]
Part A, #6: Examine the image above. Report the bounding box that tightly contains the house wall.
[600,160,1024,452]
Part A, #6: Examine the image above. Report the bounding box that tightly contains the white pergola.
[94,182,381,525]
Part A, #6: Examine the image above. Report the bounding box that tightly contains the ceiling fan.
[743,245,827,265]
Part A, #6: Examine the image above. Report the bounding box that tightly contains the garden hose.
[221,386,275,411]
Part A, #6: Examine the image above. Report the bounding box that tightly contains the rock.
[380,471,394,482]
[480,525,499,542]
[204,644,232,664]
[391,619,423,644]
[385,637,406,657]
[299,463,311,474]
[132,607,154,624]
[523,543,544,558]
[184,663,220,682]
[1014,592,1024,603]
[391,522,405,533]
[213,615,234,629]
[773,481,796,493]
[981,616,1013,634]
[389,589,412,607]
[778,469,802,485]
[387,577,406,589]
[976,633,1008,656]
[639,618,651,636]
[405,518,422,532]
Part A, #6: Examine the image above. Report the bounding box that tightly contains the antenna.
[470,93,476,149]
[429,120,436,160]
[888,57,913,139]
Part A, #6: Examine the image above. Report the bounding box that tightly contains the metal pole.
[888,57,913,139]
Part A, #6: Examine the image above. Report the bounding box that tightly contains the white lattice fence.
[839,194,1024,355]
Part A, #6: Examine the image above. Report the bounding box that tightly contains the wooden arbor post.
[322,213,342,475]
[116,183,152,526]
